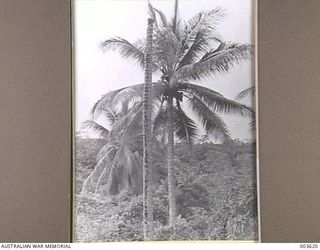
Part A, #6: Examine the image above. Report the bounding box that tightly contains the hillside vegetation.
[75,137,258,241]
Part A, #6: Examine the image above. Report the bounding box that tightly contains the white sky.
[75,0,255,140]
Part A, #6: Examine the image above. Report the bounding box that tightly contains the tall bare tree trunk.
[172,0,179,34]
[143,18,154,240]
[167,95,176,225]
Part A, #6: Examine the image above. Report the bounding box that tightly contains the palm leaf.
[101,108,117,125]
[186,7,224,33]
[91,87,128,119]
[185,83,255,118]
[82,120,109,138]
[236,86,255,100]
[110,82,164,108]
[148,2,168,28]
[154,7,168,27]
[96,144,124,195]
[175,12,204,68]
[153,100,167,133]
[175,8,224,67]
[127,151,143,195]
[111,102,143,140]
[153,28,180,73]
[177,30,210,68]
[187,95,231,141]
[175,43,254,81]
[100,37,145,67]
[81,147,116,194]
[174,103,198,148]
[148,2,157,27]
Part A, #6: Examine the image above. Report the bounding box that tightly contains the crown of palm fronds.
[97,0,255,146]
[101,2,253,80]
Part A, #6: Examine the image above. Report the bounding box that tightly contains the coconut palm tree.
[96,0,254,225]
[81,98,144,197]
[142,18,154,240]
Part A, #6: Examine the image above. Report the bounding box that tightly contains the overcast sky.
[75,0,255,140]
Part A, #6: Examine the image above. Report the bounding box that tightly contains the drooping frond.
[82,130,144,196]
[92,82,165,123]
[154,7,168,27]
[249,120,256,129]
[175,12,204,67]
[95,143,133,196]
[100,37,145,68]
[153,100,167,133]
[111,102,143,140]
[174,103,198,148]
[82,120,109,138]
[91,87,129,119]
[81,147,115,194]
[148,1,168,28]
[112,82,165,105]
[185,83,255,118]
[175,43,254,81]
[187,95,231,141]
[148,1,157,27]
[126,151,143,195]
[236,86,255,100]
[100,108,117,126]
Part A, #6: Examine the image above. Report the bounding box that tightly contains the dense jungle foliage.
[75,137,258,241]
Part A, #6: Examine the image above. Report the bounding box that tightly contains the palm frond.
[96,143,114,162]
[175,8,225,67]
[113,81,164,104]
[153,28,180,72]
[100,37,145,68]
[186,7,224,33]
[148,2,168,28]
[127,151,143,195]
[96,144,125,195]
[174,103,198,148]
[111,102,143,140]
[175,43,254,81]
[187,95,231,141]
[148,2,158,28]
[154,7,168,27]
[81,147,115,194]
[249,120,256,129]
[91,87,128,119]
[236,86,255,100]
[98,108,117,126]
[92,82,165,122]
[82,120,109,138]
[153,100,167,133]
[175,12,204,67]
[185,83,255,118]
[177,30,210,67]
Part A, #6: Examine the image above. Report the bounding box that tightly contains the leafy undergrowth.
[75,138,258,242]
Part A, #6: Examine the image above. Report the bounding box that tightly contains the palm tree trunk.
[167,95,177,225]
[143,18,154,240]
[172,0,179,34]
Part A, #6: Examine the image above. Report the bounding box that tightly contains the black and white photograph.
[74,0,257,242]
